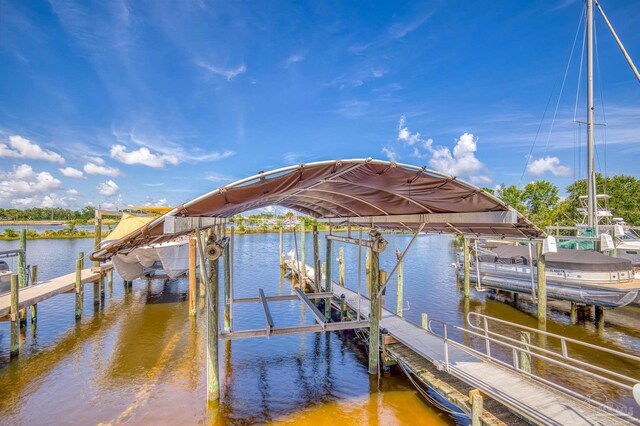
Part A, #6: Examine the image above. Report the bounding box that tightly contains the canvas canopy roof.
[480,244,632,272]
[103,213,155,243]
[91,159,543,261]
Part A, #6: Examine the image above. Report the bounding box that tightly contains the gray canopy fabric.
[91,159,543,261]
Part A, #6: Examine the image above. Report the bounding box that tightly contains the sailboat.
[457,0,640,308]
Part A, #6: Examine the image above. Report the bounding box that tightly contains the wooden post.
[396,249,404,317]
[325,238,332,320]
[31,265,38,323]
[313,225,320,292]
[365,248,371,293]
[379,269,387,318]
[463,237,470,298]
[10,274,19,357]
[94,216,102,268]
[536,243,547,325]
[595,305,605,331]
[338,247,345,286]
[75,258,83,320]
[300,222,306,280]
[519,331,531,373]
[206,256,220,402]
[93,279,100,306]
[570,302,578,324]
[18,229,27,326]
[189,237,197,316]
[368,249,380,375]
[340,294,346,321]
[469,389,483,426]
[279,227,285,270]
[108,269,113,295]
[78,251,84,269]
[223,239,231,332]
[421,313,428,330]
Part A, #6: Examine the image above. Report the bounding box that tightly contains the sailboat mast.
[586,0,597,232]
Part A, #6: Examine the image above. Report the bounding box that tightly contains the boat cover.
[479,244,632,272]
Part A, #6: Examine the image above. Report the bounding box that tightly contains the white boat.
[0,260,13,294]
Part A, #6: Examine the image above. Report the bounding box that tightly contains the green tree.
[495,184,526,213]
[523,180,559,216]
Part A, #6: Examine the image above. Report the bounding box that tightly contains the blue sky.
[1,0,639,210]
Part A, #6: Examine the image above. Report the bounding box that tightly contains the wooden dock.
[330,280,631,425]
[0,264,112,320]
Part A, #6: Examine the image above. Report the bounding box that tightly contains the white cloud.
[398,115,429,147]
[82,155,105,165]
[206,172,237,183]
[526,156,571,177]
[66,188,80,195]
[196,60,246,81]
[389,14,431,39]
[429,133,490,183]
[84,162,121,177]
[282,54,304,68]
[42,194,69,208]
[96,180,119,197]
[144,182,165,187]
[59,166,85,179]
[0,135,65,163]
[382,146,398,162]
[110,144,179,168]
[0,164,63,207]
[372,68,387,78]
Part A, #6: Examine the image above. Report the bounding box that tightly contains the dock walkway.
[331,281,632,426]
[0,265,111,319]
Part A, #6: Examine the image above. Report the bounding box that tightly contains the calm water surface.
[0,233,638,424]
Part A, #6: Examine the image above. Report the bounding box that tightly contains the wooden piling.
[396,249,403,317]
[325,238,332,320]
[18,229,27,326]
[421,313,428,330]
[108,269,113,295]
[536,243,547,325]
[94,216,102,268]
[223,238,231,332]
[75,259,83,320]
[463,237,470,298]
[313,225,320,292]
[570,302,578,324]
[519,331,532,374]
[93,279,100,306]
[340,294,346,321]
[279,227,285,270]
[368,248,380,375]
[300,222,306,280]
[469,389,483,426]
[595,305,605,331]
[206,256,220,402]
[189,237,197,316]
[31,265,38,323]
[10,274,19,357]
[365,248,371,293]
[338,247,345,286]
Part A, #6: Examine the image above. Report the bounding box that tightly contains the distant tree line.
[0,206,96,221]
[484,174,640,228]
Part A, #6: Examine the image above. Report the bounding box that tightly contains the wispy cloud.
[335,99,370,119]
[59,166,85,179]
[281,53,304,68]
[0,135,65,163]
[388,14,432,39]
[84,162,122,177]
[110,144,179,167]
[206,172,238,183]
[196,60,247,81]
[144,182,165,187]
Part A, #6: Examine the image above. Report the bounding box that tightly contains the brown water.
[0,233,638,424]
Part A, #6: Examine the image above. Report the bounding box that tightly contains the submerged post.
[18,229,27,326]
[108,269,113,295]
[536,243,547,325]
[396,248,404,317]
[207,255,220,402]
[369,247,380,375]
[338,247,345,286]
[31,265,38,323]
[10,274,19,357]
[223,237,231,332]
[189,237,197,316]
[75,258,83,320]
[463,237,470,298]
[325,236,332,320]
[595,305,605,331]
[313,225,320,292]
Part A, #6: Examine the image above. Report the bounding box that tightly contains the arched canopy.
[91,159,543,260]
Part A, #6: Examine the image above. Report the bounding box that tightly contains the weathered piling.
[463,237,470,297]
[338,247,345,286]
[93,278,100,306]
[207,255,220,402]
[223,236,231,332]
[279,227,285,271]
[313,225,320,292]
[94,215,102,268]
[396,248,404,317]
[10,274,19,357]
[365,248,371,293]
[369,248,380,375]
[300,223,306,280]
[469,389,483,426]
[340,294,346,321]
[108,269,113,295]
[519,331,532,373]
[595,305,605,331]
[536,243,547,325]
[325,237,332,320]
[189,237,197,316]
[31,265,38,323]
[75,258,83,320]
[570,302,578,324]
[421,313,428,329]
[19,229,27,326]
